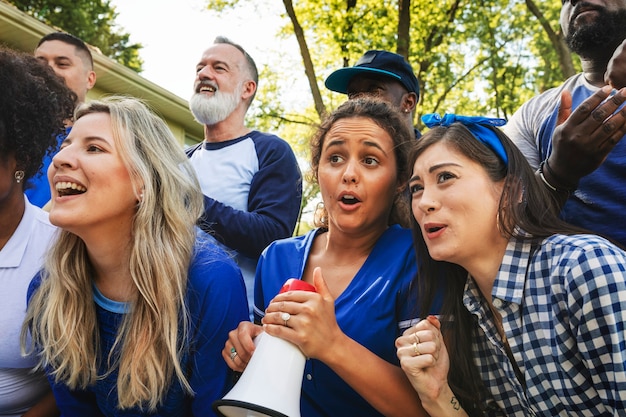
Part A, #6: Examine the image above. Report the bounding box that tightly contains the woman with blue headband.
[395,114,626,416]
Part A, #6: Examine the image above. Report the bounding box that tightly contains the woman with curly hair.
[224,98,431,417]
[0,46,75,416]
[22,96,249,416]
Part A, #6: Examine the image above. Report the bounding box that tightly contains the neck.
[579,52,613,88]
[464,237,508,300]
[202,110,251,143]
[81,228,135,302]
[322,224,387,261]
[0,191,25,251]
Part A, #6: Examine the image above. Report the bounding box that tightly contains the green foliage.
[8,0,143,72]
[205,0,572,231]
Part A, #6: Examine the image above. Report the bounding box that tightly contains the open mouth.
[55,181,86,197]
[341,195,360,205]
[427,225,444,233]
[197,82,217,93]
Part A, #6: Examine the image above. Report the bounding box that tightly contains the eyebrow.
[325,138,388,155]
[62,135,111,147]
[409,162,462,182]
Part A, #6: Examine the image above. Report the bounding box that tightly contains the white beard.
[189,82,242,126]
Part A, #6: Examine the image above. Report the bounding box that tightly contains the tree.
[8,0,143,72]
[206,0,570,230]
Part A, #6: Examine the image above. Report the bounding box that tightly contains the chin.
[425,245,453,263]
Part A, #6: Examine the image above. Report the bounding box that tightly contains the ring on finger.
[413,332,420,344]
[413,342,421,356]
[230,347,238,362]
[281,312,291,327]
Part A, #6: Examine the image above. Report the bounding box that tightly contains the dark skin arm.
[21,391,59,417]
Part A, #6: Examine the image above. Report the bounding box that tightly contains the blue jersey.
[27,232,249,417]
[254,225,421,417]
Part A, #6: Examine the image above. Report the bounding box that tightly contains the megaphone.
[213,279,316,417]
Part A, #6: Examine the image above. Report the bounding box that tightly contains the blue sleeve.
[187,243,250,417]
[198,133,302,258]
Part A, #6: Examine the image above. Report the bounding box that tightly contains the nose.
[51,143,75,170]
[415,188,440,214]
[196,65,213,81]
[342,161,359,184]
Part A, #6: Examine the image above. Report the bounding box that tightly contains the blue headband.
[421,113,508,165]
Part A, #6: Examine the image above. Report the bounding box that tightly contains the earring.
[14,170,25,184]
[404,109,410,113]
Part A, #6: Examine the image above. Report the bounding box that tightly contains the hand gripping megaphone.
[213,279,316,417]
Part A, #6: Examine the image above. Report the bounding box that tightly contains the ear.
[241,79,257,101]
[86,70,96,90]
[402,92,418,113]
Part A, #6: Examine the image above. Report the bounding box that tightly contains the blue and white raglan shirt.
[186,131,302,312]
[27,231,249,417]
[254,225,423,417]
[504,74,626,247]
[464,233,626,416]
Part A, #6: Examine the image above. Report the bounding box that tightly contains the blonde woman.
[22,96,249,416]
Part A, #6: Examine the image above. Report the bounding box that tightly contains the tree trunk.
[525,0,576,78]
[397,0,411,59]
[282,0,327,119]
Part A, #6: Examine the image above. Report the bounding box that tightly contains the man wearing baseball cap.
[325,49,421,137]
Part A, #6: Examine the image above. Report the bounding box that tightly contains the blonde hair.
[23,96,204,411]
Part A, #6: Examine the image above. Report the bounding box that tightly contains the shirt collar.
[491,236,535,304]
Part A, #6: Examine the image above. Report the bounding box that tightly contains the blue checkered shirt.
[463,233,626,416]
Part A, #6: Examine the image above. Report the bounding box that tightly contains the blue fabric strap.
[421,113,508,165]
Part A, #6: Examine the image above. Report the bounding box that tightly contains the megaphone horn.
[213,279,316,417]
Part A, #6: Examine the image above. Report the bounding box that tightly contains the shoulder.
[538,233,626,283]
[188,232,243,286]
[262,231,313,257]
[249,130,296,154]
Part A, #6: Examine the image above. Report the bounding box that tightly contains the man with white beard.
[186,37,302,318]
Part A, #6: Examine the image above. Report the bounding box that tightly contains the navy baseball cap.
[325,50,419,97]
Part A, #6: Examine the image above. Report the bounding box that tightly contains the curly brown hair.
[0,46,76,181]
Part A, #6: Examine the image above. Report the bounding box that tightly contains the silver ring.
[230,347,238,362]
[281,312,291,326]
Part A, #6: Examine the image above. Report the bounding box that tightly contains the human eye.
[408,181,423,195]
[363,156,379,166]
[86,144,104,153]
[437,171,456,184]
[328,154,343,164]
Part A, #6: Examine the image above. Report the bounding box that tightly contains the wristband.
[538,161,557,191]
[539,159,577,195]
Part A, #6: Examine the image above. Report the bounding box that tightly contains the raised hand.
[546,86,626,190]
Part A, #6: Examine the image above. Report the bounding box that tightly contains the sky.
[109,0,302,102]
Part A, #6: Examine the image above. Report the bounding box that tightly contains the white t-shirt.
[0,196,57,416]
